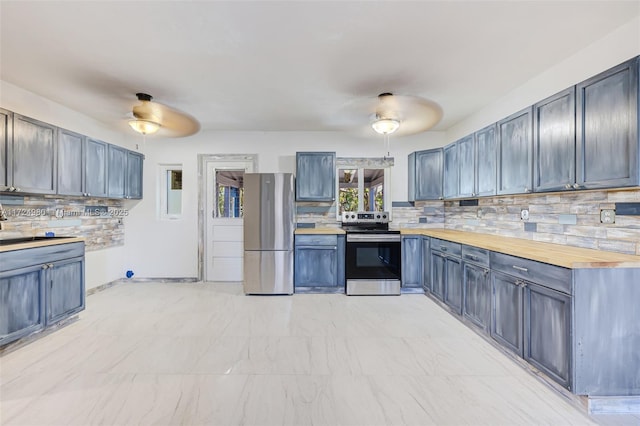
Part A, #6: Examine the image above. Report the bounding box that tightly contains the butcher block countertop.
[0,236,85,253]
[295,228,346,235]
[400,228,640,269]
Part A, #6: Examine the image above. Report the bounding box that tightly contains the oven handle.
[346,234,401,242]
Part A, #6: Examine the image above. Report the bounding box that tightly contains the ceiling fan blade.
[391,95,443,136]
[132,98,200,138]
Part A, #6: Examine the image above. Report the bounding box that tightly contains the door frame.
[197,153,258,282]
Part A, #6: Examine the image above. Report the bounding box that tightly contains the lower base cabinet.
[490,271,525,356]
[0,242,85,347]
[444,256,463,314]
[401,236,422,288]
[421,237,430,291]
[463,262,490,330]
[294,234,345,288]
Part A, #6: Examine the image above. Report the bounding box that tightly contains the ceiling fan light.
[371,118,400,135]
[129,119,160,135]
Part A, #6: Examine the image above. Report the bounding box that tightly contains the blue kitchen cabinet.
[490,270,525,356]
[443,142,459,199]
[10,114,57,194]
[0,108,11,190]
[475,124,497,197]
[401,235,422,288]
[0,241,85,347]
[296,152,335,201]
[125,150,144,199]
[497,107,533,195]
[294,234,344,288]
[457,134,475,198]
[576,56,639,189]
[85,138,108,197]
[462,245,491,331]
[57,128,85,196]
[421,236,430,292]
[408,148,443,201]
[430,239,463,314]
[107,144,127,198]
[533,87,576,192]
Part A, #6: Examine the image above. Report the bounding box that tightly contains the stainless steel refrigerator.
[243,173,295,295]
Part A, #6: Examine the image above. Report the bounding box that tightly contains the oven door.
[345,234,401,280]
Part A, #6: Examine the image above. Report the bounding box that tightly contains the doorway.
[198,154,257,282]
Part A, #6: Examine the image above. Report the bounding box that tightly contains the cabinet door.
[401,236,422,288]
[576,57,639,189]
[0,108,11,190]
[107,144,127,198]
[422,237,430,291]
[443,142,459,199]
[475,124,497,197]
[57,128,85,196]
[294,246,338,287]
[463,262,490,330]
[47,257,85,325]
[457,135,476,198]
[11,114,57,194]
[444,256,463,314]
[430,251,446,301]
[534,88,576,192]
[126,150,144,199]
[85,138,108,197]
[295,152,335,201]
[491,271,524,356]
[524,283,571,389]
[0,265,45,346]
[336,235,346,287]
[409,149,443,201]
[497,107,533,195]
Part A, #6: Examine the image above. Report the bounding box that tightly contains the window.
[336,158,392,219]
[158,164,183,220]
[216,169,244,218]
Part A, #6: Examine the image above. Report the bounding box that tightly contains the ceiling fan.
[128,93,200,137]
[368,92,443,137]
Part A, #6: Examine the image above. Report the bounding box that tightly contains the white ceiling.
[1,1,639,138]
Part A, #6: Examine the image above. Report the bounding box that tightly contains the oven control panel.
[341,211,390,224]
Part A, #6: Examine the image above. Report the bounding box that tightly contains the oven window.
[346,242,401,280]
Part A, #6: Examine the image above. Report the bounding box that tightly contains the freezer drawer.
[243,250,293,295]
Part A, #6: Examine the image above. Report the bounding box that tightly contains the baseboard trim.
[86,277,199,296]
[588,396,640,414]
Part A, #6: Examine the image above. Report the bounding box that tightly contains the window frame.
[158,164,183,221]
[335,157,393,221]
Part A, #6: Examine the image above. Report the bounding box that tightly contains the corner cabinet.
[0,241,85,347]
[296,152,335,202]
[497,107,533,195]
[408,148,443,201]
[294,234,345,288]
[576,56,639,189]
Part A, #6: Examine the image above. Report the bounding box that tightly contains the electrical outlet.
[600,209,616,224]
[477,208,483,218]
[520,209,529,221]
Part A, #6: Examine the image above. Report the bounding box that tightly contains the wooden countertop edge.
[399,229,640,269]
[0,237,86,253]
[295,228,346,235]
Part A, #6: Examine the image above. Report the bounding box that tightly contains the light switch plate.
[520,209,529,221]
[600,209,616,224]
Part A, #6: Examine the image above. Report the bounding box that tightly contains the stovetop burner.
[340,211,397,233]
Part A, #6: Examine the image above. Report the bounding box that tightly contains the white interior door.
[205,160,254,282]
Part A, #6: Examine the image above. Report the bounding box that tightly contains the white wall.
[124,131,445,278]
[1,81,139,289]
[446,16,640,143]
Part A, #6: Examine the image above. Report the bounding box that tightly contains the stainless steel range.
[341,211,401,295]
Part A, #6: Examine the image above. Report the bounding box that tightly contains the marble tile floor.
[1,282,639,426]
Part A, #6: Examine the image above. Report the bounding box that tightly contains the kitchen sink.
[0,236,75,246]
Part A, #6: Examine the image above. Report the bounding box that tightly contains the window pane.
[364,168,384,211]
[166,170,182,215]
[338,168,359,214]
[216,170,244,218]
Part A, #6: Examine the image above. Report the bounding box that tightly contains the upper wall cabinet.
[533,88,576,192]
[497,107,533,195]
[475,124,497,197]
[11,114,58,194]
[576,56,639,189]
[408,148,443,201]
[84,138,108,198]
[126,151,144,199]
[0,109,11,190]
[57,128,85,197]
[457,134,475,198]
[443,142,459,199]
[107,144,127,198]
[296,152,335,202]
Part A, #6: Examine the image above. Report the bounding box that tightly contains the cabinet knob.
[42,264,49,270]
[48,263,54,268]
[565,183,572,190]
[524,187,531,193]
[572,183,581,190]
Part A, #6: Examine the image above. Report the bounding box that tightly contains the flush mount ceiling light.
[128,119,161,135]
[371,117,400,135]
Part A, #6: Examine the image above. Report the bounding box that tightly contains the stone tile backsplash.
[0,195,125,251]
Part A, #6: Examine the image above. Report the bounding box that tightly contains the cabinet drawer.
[462,245,490,267]
[0,242,85,272]
[490,252,571,295]
[295,234,338,246]
[431,238,461,257]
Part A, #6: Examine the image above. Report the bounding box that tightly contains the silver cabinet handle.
[42,264,49,270]
[48,263,54,268]
[524,187,532,193]
[573,183,581,190]
[565,183,572,189]
[512,265,528,272]
[466,254,478,261]
[440,246,448,251]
